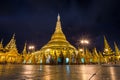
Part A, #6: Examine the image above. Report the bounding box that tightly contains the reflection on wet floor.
[0,64,120,80]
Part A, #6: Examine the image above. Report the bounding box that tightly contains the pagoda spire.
[93,48,99,57]
[114,42,120,56]
[55,14,62,33]
[103,36,113,55]
[0,39,3,49]
[51,14,66,40]
[5,33,17,51]
[41,14,76,53]
[57,13,60,21]
[22,43,27,55]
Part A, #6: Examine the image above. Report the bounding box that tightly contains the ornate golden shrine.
[0,34,22,64]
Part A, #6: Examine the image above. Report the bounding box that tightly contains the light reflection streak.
[81,65,89,80]
[80,65,98,80]
[66,65,70,74]
[110,67,116,80]
[21,65,35,78]
[43,66,51,80]
[39,65,42,71]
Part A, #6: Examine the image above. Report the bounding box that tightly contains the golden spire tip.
[57,13,60,21]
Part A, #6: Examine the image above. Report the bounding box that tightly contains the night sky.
[0,0,120,52]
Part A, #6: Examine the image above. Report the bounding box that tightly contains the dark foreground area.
[0,64,120,80]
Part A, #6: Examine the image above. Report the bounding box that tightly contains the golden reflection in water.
[22,65,35,78]
[109,67,116,80]
[66,65,70,74]
[39,65,42,71]
[0,64,14,76]
[22,65,34,74]
[43,66,51,80]
[0,65,5,75]
[81,65,88,80]
[80,65,97,80]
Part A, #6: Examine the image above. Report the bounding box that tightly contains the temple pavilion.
[32,14,77,64]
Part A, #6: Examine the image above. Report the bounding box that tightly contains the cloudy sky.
[0,0,120,52]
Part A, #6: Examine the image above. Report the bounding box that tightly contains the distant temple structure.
[0,34,22,63]
[0,14,120,64]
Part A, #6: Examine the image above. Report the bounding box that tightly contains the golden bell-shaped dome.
[40,14,76,52]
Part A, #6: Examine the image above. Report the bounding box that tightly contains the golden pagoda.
[0,40,6,63]
[103,36,114,63]
[4,34,22,63]
[22,43,27,57]
[92,48,99,64]
[0,40,3,51]
[34,14,77,64]
[103,36,113,55]
[114,42,120,62]
[22,43,28,63]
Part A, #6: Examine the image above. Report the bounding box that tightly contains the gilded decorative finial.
[0,39,3,44]
[57,13,60,21]
[12,33,15,39]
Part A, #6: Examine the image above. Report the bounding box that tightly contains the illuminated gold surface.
[0,34,22,63]
[38,14,77,61]
[41,14,76,51]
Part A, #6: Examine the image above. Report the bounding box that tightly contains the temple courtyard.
[0,64,120,80]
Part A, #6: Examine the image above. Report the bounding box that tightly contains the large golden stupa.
[41,14,76,51]
[33,14,77,64]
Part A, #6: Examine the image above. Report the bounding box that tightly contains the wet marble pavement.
[0,64,120,80]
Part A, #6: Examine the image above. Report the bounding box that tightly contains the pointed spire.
[41,13,76,52]
[103,36,113,55]
[22,43,27,56]
[55,13,62,33]
[114,42,120,56]
[98,51,105,63]
[85,49,92,58]
[12,33,15,39]
[57,13,60,21]
[93,48,99,57]
[0,39,3,50]
[92,48,99,63]
[5,33,17,51]
[51,13,66,40]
